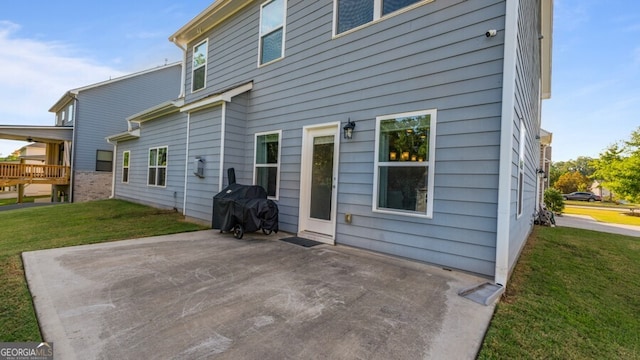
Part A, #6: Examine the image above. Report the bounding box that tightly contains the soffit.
[170,0,253,47]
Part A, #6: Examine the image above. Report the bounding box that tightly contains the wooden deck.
[0,163,70,186]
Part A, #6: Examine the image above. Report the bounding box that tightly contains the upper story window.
[192,40,208,92]
[259,0,286,65]
[67,104,74,124]
[373,109,436,218]
[335,0,424,34]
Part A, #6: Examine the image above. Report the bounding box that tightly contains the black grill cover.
[212,183,278,233]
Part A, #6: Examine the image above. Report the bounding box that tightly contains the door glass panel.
[310,135,334,220]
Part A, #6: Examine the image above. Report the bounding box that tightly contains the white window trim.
[372,109,437,219]
[517,120,526,218]
[148,146,168,188]
[332,0,433,37]
[253,130,282,200]
[191,39,208,93]
[122,150,130,184]
[258,0,287,67]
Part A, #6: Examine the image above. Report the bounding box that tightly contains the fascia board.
[180,81,253,113]
[541,0,553,99]
[169,0,253,47]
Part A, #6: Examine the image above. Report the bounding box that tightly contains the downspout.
[171,37,188,99]
[173,37,189,215]
[495,0,520,287]
[183,113,191,216]
[69,97,79,202]
[219,102,227,193]
[107,139,117,199]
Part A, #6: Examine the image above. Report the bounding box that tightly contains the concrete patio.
[23,230,495,359]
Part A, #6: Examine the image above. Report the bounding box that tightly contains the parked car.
[562,192,601,202]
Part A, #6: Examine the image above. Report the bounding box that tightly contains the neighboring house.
[108,0,553,287]
[0,63,182,202]
[537,128,552,207]
[591,180,613,201]
[0,143,51,198]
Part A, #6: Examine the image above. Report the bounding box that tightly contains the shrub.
[544,188,565,214]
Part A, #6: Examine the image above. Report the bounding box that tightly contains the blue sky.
[1,0,639,161]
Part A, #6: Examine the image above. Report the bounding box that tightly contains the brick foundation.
[73,171,113,202]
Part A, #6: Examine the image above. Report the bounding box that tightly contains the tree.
[549,156,595,188]
[0,149,20,162]
[591,127,640,203]
[554,171,590,194]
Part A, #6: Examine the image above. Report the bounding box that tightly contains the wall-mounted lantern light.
[537,168,547,178]
[343,118,356,139]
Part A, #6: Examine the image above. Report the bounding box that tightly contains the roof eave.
[127,98,185,124]
[106,128,141,143]
[169,0,253,47]
[541,0,553,99]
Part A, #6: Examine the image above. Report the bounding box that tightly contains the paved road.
[554,213,640,237]
[0,202,61,212]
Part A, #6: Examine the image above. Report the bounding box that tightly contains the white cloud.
[0,21,127,156]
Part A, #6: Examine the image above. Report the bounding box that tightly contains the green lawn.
[564,200,638,209]
[478,226,640,359]
[3,200,639,358]
[0,199,207,341]
[564,206,640,226]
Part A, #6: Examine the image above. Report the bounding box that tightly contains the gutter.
[494,0,520,287]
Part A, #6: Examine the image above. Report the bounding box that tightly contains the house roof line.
[127,98,186,125]
[180,81,253,113]
[0,125,73,143]
[169,0,253,47]
[49,62,182,113]
[106,128,141,143]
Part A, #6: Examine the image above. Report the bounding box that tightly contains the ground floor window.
[96,150,113,172]
[373,109,436,218]
[254,131,281,199]
[122,151,130,183]
[148,146,167,187]
[517,119,526,217]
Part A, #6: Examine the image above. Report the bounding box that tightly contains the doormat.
[280,237,324,248]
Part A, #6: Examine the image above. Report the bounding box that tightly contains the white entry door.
[298,123,340,243]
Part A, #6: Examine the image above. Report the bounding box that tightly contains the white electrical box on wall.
[194,157,205,178]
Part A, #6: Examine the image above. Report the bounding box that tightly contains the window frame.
[517,120,526,218]
[373,109,437,218]
[258,0,287,66]
[191,39,208,93]
[333,0,431,36]
[67,103,74,124]
[122,150,130,184]
[95,150,113,172]
[253,130,282,200]
[147,146,168,188]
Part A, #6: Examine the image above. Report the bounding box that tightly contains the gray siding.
[224,94,250,186]
[507,0,544,271]
[177,0,508,276]
[184,108,223,222]
[74,64,181,172]
[113,112,187,211]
